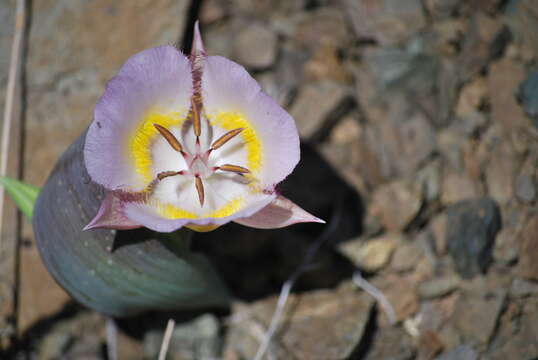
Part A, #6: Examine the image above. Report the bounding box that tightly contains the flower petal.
[84,46,193,191]
[124,192,276,232]
[234,195,325,229]
[83,192,142,230]
[201,56,300,189]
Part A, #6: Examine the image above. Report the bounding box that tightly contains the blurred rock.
[224,282,374,359]
[485,141,518,205]
[392,239,424,272]
[340,234,398,272]
[274,45,308,105]
[425,0,462,20]
[430,213,448,256]
[436,345,478,360]
[518,70,538,127]
[363,326,416,360]
[37,311,104,360]
[304,43,353,83]
[488,57,529,133]
[416,159,443,202]
[505,0,538,61]
[232,22,277,69]
[446,198,501,278]
[200,0,228,24]
[294,7,351,48]
[453,287,506,344]
[487,298,538,359]
[440,171,479,205]
[362,40,439,94]
[455,76,488,118]
[493,227,520,265]
[417,330,444,360]
[290,81,348,139]
[515,155,536,202]
[370,180,422,232]
[516,216,538,280]
[457,12,508,81]
[510,277,538,297]
[379,274,420,322]
[144,315,221,360]
[342,0,425,45]
[418,275,460,299]
[364,102,437,180]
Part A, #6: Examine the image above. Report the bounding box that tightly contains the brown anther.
[153,124,183,152]
[211,128,244,150]
[194,175,205,206]
[191,98,201,138]
[157,170,183,181]
[216,164,250,174]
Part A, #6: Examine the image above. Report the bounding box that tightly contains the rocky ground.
[1,0,538,359]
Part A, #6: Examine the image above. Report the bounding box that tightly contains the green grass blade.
[0,176,40,220]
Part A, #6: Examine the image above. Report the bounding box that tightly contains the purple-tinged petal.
[84,46,193,191]
[234,195,325,229]
[84,192,142,230]
[201,56,300,188]
[124,192,276,232]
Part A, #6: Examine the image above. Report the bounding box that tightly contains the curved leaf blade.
[0,176,40,220]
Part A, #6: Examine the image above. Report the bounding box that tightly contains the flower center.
[150,108,251,208]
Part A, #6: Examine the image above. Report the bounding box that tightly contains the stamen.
[215,164,250,174]
[195,175,205,206]
[191,97,201,138]
[157,170,184,181]
[154,124,183,153]
[211,128,244,150]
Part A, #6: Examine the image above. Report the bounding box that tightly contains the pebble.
[441,171,479,205]
[453,288,506,344]
[492,227,520,265]
[518,70,538,126]
[144,314,221,360]
[290,81,348,139]
[232,22,277,69]
[391,239,423,272]
[343,0,426,45]
[418,275,460,299]
[510,277,538,297]
[436,345,478,360]
[517,216,538,280]
[370,180,423,232]
[446,198,501,278]
[488,58,529,132]
[224,282,374,359]
[339,235,398,272]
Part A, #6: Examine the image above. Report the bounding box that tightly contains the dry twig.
[158,318,176,360]
[0,0,26,248]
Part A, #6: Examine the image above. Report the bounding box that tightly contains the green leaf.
[0,176,40,220]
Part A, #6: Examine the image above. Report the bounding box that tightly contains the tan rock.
[232,22,277,69]
[517,216,538,280]
[290,81,348,139]
[340,235,398,272]
[488,58,530,133]
[370,180,423,232]
[441,171,479,205]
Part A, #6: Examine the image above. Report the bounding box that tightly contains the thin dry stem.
[0,0,26,252]
[352,270,396,325]
[158,318,176,360]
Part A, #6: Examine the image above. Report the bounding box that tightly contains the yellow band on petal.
[158,196,245,219]
[209,112,262,173]
[129,111,186,184]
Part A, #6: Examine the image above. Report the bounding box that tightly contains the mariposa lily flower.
[83,22,324,232]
